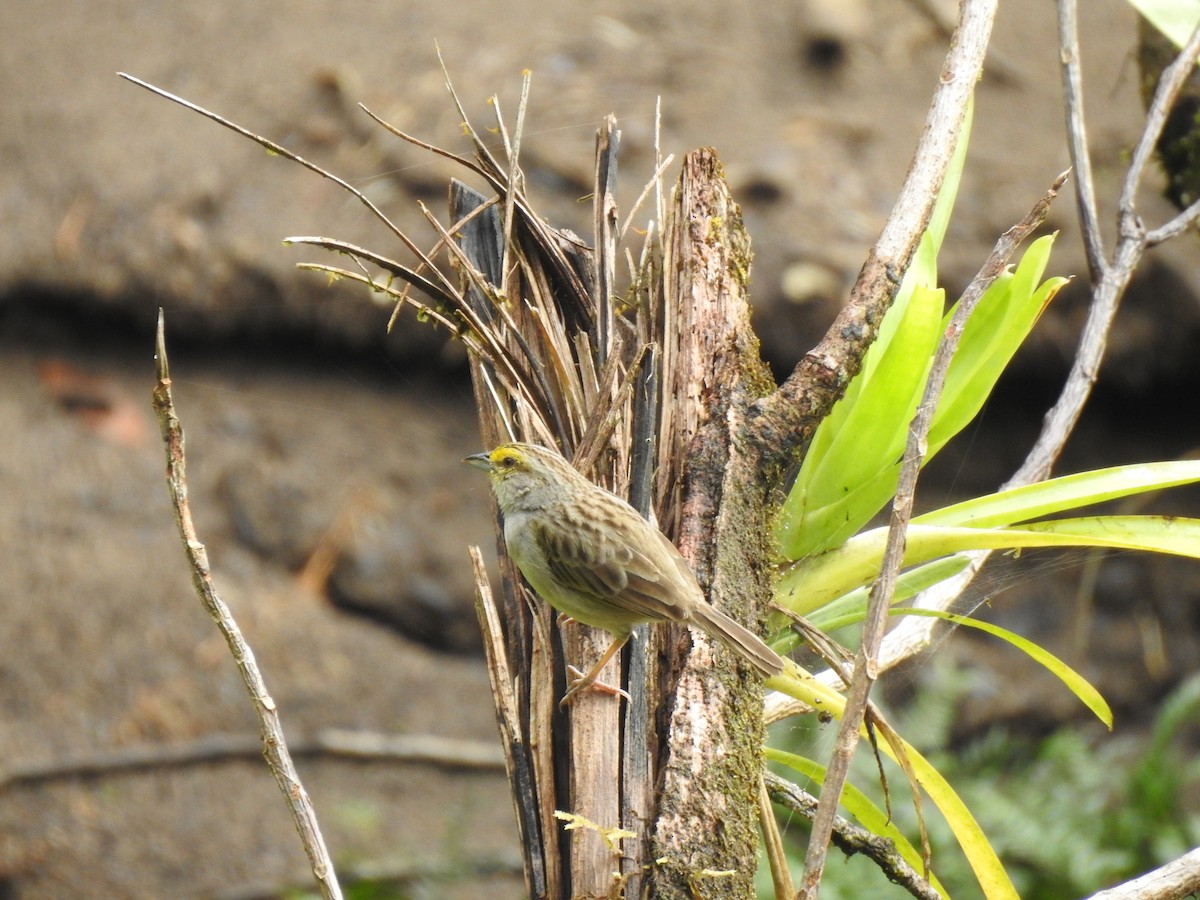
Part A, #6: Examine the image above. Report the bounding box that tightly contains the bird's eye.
[498,453,518,469]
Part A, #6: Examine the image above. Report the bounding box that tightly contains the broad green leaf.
[779,284,944,558]
[765,749,949,898]
[929,236,1068,454]
[778,516,1200,613]
[891,608,1113,728]
[784,254,1068,561]
[774,101,1078,564]
[1127,0,1200,50]
[776,100,975,561]
[766,664,1019,899]
[917,460,1200,528]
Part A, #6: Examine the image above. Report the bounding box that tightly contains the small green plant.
[766,663,1200,899]
[758,99,1200,898]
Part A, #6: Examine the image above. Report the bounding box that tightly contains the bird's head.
[464,442,578,512]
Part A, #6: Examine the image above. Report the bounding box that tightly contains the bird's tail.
[688,602,784,677]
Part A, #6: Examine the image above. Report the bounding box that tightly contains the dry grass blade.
[436,44,508,180]
[469,546,549,898]
[283,236,459,310]
[118,73,454,298]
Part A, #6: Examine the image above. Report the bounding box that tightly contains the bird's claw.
[560,665,631,709]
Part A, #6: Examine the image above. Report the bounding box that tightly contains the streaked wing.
[531,509,693,623]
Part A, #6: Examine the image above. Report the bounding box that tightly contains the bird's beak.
[464,451,493,472]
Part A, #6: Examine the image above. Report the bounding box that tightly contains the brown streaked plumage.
[466,442,784,706]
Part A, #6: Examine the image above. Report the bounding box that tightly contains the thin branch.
[151,311,342,900]
[765,772,941,900]
[1083,847,1200,900]
[0,730,505,787]
[1015,7,1200,486]
[752,0,998,481]
[1056,0,1106,279]
[1146,195,1200,245]
[1117,19,1200,218]
[793,1,1001,894]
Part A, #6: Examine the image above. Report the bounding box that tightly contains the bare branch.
[765,772,940,900]
[751,0,998,483]
[151,311,342,900]
[791,1,1001,892]
[1146,195,1200,245]
[1016,10,1200,487]
[1056,0,1107,279]
[0,730,504,787]
[1118,20,1200,219]
[1084,847,1200,900]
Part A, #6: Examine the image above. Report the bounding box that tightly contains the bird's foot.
[560,665,631,709]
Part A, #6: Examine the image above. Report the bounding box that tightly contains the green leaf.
[766,666,1020,899]
[916,460,1200,528]
[929,236,1068,455]
[778,284,944,558]
[911,93,973,287]
[776,100,974,561]
[774,99,1078,564]
[777,515,1200,614]
[765,749,950,898]
[1126,0,1200,50]
[891,608,1113,728]
[787,556,972,639]
[781,251,1069,563]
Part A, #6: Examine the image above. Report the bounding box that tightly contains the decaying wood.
[650,150,776,899]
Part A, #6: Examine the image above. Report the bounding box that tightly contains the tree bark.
[649,150,778,899]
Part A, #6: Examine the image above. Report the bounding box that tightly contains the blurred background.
[1,0,1198,896]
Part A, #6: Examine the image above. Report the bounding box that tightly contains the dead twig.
[1083,847,1200,900]
[151,311,342,900]
[0,729,505,788]
[759,774,796,900]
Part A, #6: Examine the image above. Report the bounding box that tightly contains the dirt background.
[2,0,1199,897]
